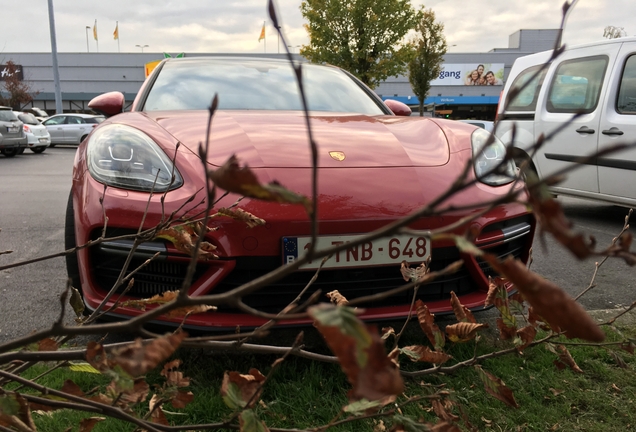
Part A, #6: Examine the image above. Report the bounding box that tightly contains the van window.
[547,56,608,114]
[617,55,636,114]
[505,65,547,112]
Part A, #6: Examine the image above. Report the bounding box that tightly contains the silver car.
[43,113,104,146]
[0,107,27,157]
[17,113,51,153]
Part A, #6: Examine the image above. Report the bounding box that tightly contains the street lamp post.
[85,26,90,52]
[135,44,149,53]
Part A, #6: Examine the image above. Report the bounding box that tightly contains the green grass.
[8,322,636,431]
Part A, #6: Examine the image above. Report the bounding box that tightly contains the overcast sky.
[1,0,633,55]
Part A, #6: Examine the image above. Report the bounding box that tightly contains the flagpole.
[95,19,99,52]
[116,21,120,52]
[263,21,266,53]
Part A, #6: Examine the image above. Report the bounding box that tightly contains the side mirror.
[88,91,125,117]
[384,99,412,117]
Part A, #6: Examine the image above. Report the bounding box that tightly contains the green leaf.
[69,287,85,318]
[68,363,101,374]
[0,394,20,416]
[399,347,421,362]
[222,382,246,410]
[239,409,269,432]
[343,399,382,415]
[509,299,525,315]
[434,330,446,351]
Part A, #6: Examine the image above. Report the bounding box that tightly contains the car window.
[0,110,19,122]
[505,65,547,112]
[67,116,83,124]
[18,113,39,125]
[44,116,66,125]
[142,59,385,115]
[85,117,103,124]
[547,55,608,114]
[617,54,636,114]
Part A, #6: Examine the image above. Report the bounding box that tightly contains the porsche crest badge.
[329,151,346,161]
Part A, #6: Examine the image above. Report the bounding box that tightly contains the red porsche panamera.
[66,57,534,330]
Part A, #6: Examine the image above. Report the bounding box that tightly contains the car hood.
[148,111,451,168]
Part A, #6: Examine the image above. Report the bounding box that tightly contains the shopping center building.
[1,29,560,120]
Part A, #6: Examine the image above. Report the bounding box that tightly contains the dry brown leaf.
[450,291,476,323]
[110,331,187,378]
[497,318,517,340]
[108,379,149,405]
[415,300,445,350]
[402,345,452,364]
[515,325,537,353]
[621,341,636,354]
[316,323,404,404]
[171,390,194,409]
[220,368,266,409]
[381,327,396,340]
[38,338,59,352]
[446,322,487,343]
[161,360,190,387]
[530,196,595,259]
[432,399,459,423]
[61,379,86,397]
[326,290,349,306]
[150,405,169,425]
[553,345,583,373]
[0,393,36,431]
[400,259,430,283]
[484,254,605,342]
[209,155,312,212]
[121,292,217,318]
[475,365,519,408]
[215,207,266,228]
[484,277,498,307]
[155,223,218,260]
[79,417,105,432]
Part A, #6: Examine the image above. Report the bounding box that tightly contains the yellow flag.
[93,20,98,41]
[258,24,265,42]
[113,23,119,40]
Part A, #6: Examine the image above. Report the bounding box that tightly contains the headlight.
[471,127,516,186]
[86,124,183,192]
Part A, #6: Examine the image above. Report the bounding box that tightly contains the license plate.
[7,126,17,133]
[282,234,431,269]
[38,138,48,143]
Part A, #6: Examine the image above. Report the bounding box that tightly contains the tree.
[0,60,38,109]
[300,0,418,89]
[603,25,627,39]
[407,8,446,116]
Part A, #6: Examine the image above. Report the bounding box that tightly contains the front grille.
[91,246,206,297]
[88,215,532,310]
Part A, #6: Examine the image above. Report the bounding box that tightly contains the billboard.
[0,64,23,81]
[430,63,505,86]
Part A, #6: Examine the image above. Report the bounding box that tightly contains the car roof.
[49,113,101,118]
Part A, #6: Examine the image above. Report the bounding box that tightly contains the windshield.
[0,110,18,122]
[142,58,385,115]
[18,113,39,125]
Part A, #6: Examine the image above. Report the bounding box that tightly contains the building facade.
[1,29,559,120]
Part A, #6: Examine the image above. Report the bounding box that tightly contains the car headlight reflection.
[471,127,516,186]
[87,124,183,192]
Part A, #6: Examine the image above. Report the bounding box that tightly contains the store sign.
[431,63,505,86]
[0,64,23,81]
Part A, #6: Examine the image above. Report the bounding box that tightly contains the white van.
[496,37,636,207]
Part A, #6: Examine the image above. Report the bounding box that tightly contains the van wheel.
[1,148,17,157]
[514,156,538,183]
[80,134,88,143]
[49,144,56,148]
[31,147,45,154]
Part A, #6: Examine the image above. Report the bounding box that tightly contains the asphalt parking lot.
[0,147,634,344]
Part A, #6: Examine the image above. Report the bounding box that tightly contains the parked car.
[459,119,494,133]
[22,107,49,122]
[17,112,51,153]
[0,107,27,157]
[497,36,636,207]
[43,113,104,146]
[66,56,534,330]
